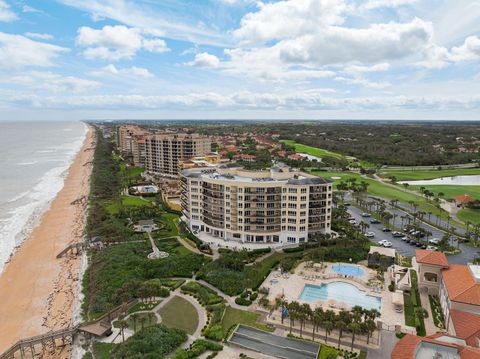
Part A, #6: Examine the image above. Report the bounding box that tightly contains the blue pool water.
[332,264,364,277]
[299,282,381,311]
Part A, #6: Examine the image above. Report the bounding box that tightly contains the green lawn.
[457,208,480,225]
[106,195,151,214]
[221,306,273,335]
[379,168,480,181]
[280,140,346,160]
[158,296,199,335]
[318,345,340,359]
[411,185,480,201]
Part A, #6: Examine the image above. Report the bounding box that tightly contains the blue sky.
[1,0,480,120]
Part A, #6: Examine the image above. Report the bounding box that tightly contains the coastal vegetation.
[112,324,187,358]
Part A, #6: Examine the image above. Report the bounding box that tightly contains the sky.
[0,0,480,121]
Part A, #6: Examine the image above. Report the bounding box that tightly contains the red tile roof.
[392,334,480,358]
[416,249,449,267]
[391,334,422,359]
[454,194,474,204]
[442,265,480,306]
[450,310,480,347]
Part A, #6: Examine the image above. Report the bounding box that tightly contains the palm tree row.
[275,298,379,350]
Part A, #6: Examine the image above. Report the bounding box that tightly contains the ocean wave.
[0,125,87,273]
[17,161,39,166]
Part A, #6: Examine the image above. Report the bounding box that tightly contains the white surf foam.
[0,124,87,273]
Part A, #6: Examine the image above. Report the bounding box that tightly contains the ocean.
[0,121,87,272]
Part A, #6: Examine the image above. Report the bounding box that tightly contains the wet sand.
[0,125,95,353]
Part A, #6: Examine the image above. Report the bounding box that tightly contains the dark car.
[370,219,381,224]
[382,227,391,232]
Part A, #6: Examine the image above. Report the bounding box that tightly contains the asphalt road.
[346,205,479,264]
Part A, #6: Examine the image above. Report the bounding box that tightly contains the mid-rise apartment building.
[145,134,211,177]
[180,164,332,246]
[116,125,211,176]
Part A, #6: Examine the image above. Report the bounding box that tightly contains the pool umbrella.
[328,299,337,307]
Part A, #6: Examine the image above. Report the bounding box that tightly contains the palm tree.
[335,319,347,348]
[323,320,333,343]
[287,301,299,334]
[130,313,139,333]
[300,303,312,338]
[140,316,147,330]
[313,307,324,341]
[363,319,376,344]
[118,319,128,342]
[147,312,156,326]
[348,322,361,350]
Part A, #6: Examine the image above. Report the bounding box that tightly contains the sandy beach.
[0,125,95,353]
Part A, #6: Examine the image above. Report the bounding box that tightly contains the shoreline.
[0,124,95,353]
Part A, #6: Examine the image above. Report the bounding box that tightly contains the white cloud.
[90,64,153,78]
[363,0,418,10]
[76,25,169,61]
[234,0,348,44]
[449,36,480,62]
[344,63,391,74]
[11,71,100,93]
[142,38,168,53]
[0,0,17,22]
[0,32,68,68]
[57,0,228,47]
[24,32,54,40]
[187,52,220,68]
[22,4,45,14]
[5,90,480,113]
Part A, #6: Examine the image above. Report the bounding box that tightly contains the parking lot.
[229,325,320,359]
[346,204,478,264]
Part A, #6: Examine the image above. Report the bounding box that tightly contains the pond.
[399,175,480,186]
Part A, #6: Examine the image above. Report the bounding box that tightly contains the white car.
[426,245,438,251]
[365,232,375,238]
[349,219,357,225]
[361,212,371,217]
[429,238,440,245]
[378,240,392,247]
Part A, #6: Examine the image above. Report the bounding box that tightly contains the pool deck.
[260,261,416,334]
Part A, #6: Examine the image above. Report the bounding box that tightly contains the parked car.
[361,212,371,217]
[382,227,391,232]
[378,240,392,247]
[401,236,409,241]
[349,219,357,225]
[370,219,381,224]
[365,232,375,238]
[426,245,438,251]
[392,231,403,237]
[429,238,440,245]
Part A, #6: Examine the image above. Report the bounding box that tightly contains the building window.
[287,237,296,243]
[424,273,438,282]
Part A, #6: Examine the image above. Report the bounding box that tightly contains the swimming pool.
[299,282,381,310]
[332,264,364,277]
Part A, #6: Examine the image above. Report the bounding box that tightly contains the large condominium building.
[145,133,211,177]
[116,125,150,167]
[180,164,332,246]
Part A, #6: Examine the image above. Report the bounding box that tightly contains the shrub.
[388,280,395,292]
[235,297,252,306]
[203,324,223,341]
[249,292,258,301]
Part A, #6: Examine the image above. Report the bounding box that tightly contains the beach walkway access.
[0,300,137,359]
